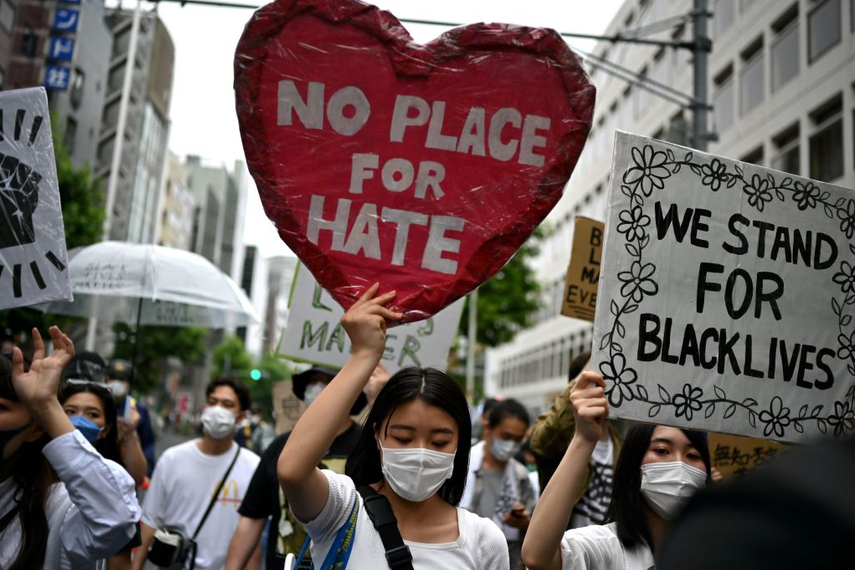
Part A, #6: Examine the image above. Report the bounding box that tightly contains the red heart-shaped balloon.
[235,0,594,323]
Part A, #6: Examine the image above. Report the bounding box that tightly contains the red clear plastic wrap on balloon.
[235,0,595,323]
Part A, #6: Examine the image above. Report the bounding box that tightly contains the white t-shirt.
[560,522,654,570]
[302,470,509,569]
[142,440,260,570]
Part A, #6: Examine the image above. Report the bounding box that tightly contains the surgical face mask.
[490,437,522,462]
[380,444,456,502]
[640,461,708,520]
[201,406,237,439]
[302,381,326,408]
[0,422,32,458]
[106,380,129,399]
[69,415,104,444]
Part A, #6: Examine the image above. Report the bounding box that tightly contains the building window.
[715,0,736,37]
[809,95,843,181]
[714,66,735,131]
[808,0,840,62]
[64,117,77,155]
[772,124,800,175]
[740,39,764,115]
[70,68,85,110]
[742,146,764,166]
[771,6,799,91]
[0,0,13,34]
[0,66,4,90]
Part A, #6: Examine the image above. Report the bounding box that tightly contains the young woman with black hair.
[0,327,140,570]
[522,371,712,570]
[60,381,144,570]
[278,284,508,568]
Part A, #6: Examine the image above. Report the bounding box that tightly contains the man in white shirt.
[133,379,261,570]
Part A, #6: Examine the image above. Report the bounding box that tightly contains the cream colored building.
[485,0,855,408]
[155,151,196,250]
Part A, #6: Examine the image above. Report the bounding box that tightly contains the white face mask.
[490,437,522,462]
[380,444,456,502]
[106,380,129,399]
[302,381,326,408]
[201,406,237,439]
[640,461,708,520]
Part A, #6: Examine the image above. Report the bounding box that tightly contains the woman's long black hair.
[59,382,122,464]
[345,367,472,505]
[605,424,712,551]
[0,354,58,570]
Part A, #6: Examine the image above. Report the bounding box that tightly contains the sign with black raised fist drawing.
[0,87,71,310]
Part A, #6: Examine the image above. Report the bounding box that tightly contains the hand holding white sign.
[570,371,609,444]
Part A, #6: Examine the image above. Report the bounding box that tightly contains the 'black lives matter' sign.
[0,88,71,310]
[593,131,855,443]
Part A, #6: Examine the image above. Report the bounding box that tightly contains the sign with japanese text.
[44,66,71,91]
[709,432,789,478]
[235,0,594,324]
[561,216,604,322]
[47,37,76,61]
[0,88,72,310]
[53,8,79,32]
[279,263,464,373]
[593,131,855,443]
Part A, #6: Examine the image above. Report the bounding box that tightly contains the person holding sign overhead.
[277,284,508,569]
[521,371,712,570]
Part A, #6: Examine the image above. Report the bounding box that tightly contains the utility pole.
[692,0,711,151]
[465,289,478,399]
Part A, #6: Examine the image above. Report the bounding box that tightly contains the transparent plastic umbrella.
[37,241,260,328]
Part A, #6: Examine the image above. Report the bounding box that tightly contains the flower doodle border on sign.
[598,143,855,439]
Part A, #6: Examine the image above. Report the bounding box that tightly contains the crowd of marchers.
[1,288,852,570]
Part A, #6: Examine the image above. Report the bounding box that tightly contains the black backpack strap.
[357,485,414,570]
[193,445,241,540]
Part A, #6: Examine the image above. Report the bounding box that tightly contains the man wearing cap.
[107,359,157,478]
[224,364,389,570]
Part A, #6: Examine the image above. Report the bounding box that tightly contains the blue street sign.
[59,0,81,4]
[48,37,76,61]
[53,8,80,33]
[45,65,71,90]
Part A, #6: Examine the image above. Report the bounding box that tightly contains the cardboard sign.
[272,380,306,435]
[561,216,605,321]
[278,263,464,373]
[593,131,855,443]
[0,88,71,310]
[709,433,789,478]
[235,0,594,324]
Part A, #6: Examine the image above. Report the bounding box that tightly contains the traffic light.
[250,368,262,381]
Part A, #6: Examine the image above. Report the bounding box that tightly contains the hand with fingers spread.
[569,371,608,444]
[11,326,77,438]
[341,283,402,360]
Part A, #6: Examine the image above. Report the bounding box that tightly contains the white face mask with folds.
[380,444,456,502]
[201,405,237,439]
[640,461,708,520]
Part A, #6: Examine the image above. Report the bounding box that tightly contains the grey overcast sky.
[142,0,623,258]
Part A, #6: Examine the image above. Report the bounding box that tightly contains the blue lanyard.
[294,497,359,570]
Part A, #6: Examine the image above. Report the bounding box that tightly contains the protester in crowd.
[0,327,140,569]
[516,441,542,500]
[225,364,379,570]
[248,407,277,454]
[658,434,855,570]
[460,398,537,569]
[522,371,712,570]
[277,285,509,568]
[472,395,505,444]
[107,359,157,478]
[529,350,623,528]
[60,381,144,569]
[133,378,261,570]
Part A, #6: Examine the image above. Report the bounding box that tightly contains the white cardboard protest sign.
[0,88,71,310]
[278,264,465,373]
[593,131,855,443]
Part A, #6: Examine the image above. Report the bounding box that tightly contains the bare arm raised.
[277,283,401,523]
[522,371,608,570]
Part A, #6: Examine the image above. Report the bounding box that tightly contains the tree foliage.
[111,324,207,394]
[459,229,544,348]
[211,336,253,379]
